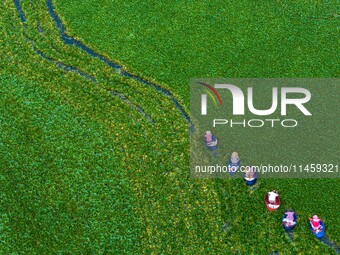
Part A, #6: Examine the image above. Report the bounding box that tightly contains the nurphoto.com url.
[194,164,339,175]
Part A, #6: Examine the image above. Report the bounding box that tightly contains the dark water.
[319,236,340,254]
[287,231,294,242]
[12,0,156,124]
[13,0,95,83]
[34,48,96,82]
[110,91,154,124]
[13,0,26,23]
[45,0,193,129]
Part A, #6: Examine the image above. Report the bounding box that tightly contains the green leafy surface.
[1,0,339,254]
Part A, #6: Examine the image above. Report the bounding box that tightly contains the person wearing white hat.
[245,166,256,180]
[268,190,279,204]
[228,152,240,176]
[203,130,218,149]
[230,152,239,164]
[309,215,322,232]
[204,131,213,143]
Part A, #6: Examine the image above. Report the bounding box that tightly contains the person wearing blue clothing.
[244,166,257,185]
[228,152,240,176]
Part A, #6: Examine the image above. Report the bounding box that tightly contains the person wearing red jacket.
[309,215,322,232]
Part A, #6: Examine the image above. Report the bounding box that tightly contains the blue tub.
[310,221,325,239]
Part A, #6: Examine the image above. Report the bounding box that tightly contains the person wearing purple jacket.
[283,211,296,227]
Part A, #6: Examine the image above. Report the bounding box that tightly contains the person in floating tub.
[244,166,257,185]
[282,211,296,228]
[228,152,240,176]
[265,190,280,211]
[309,215,322,232]
[203,130,218,150]
[309,214,325,238]
[244,166,256,179]
[268,190,279,204]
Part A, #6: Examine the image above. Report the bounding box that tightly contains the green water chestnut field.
[1,0,339,254]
